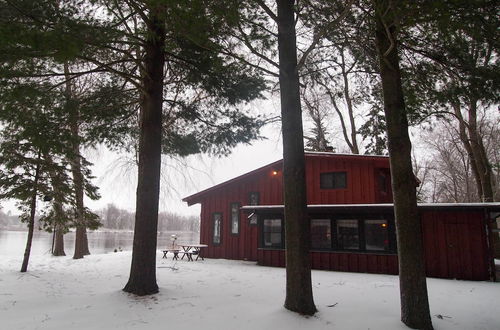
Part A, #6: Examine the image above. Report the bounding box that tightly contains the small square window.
[249,192,260,205]
[320,172,347,189]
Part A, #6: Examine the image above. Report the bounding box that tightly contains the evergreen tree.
[373,0,433,328]
[0,82,71,271]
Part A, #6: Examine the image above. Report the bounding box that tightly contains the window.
[336,219,359,249]
[248,192,259,225]
[249,192,260,205]
[263,218,282,248]
[378,172,388,193]
[230,203,239,235]
[364,219,389,251]
[311,219,332,249]
[320,172,347,189]
[213,213,222,245]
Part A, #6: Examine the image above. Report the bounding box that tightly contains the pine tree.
[373,0,433,328]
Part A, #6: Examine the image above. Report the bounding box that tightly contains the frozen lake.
[0,230,199,257]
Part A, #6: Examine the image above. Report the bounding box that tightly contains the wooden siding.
[257,249,399,275]
[197,155,391,261]
[421,211,489,280]
[199,171,283,261]
[254,210,490,281]
[305,156,389,204]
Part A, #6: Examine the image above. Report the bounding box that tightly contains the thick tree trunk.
[52,197,66,256]
[21,150,42,272]
[276,0,316,315]
[53,228,66,256]
[123,7,165,296]
[374,1,433,329]
[63,64,89,260]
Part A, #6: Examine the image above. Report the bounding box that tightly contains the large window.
[311,219,332,249]
[336,219,360,250]
[212,213,222,245]
[364,219,389,251]
[263,218,282,248]
[230,203,240,235]
[320,172,347,189]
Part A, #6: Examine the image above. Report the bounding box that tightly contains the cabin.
[183,152,500,281]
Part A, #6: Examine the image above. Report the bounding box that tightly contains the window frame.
[320,171,348,189]
[259,214,284,249]
[310,218,333,250]
[229,202,240,235]
[212,212,222,246]
[307,214,396,254]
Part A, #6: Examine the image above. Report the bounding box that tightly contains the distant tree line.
[96,204,199,233]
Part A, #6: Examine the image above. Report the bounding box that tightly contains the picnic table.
[162,248,180,260]
[179,244,208,261]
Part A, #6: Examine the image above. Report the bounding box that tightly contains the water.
[0,230,199,257]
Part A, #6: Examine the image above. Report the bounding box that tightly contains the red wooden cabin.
[183,152,500,281]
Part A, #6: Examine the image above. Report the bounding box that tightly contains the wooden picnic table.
[162,249,181,260]
[179,244,208,261]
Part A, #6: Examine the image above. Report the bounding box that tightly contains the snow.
[1,251,499,330]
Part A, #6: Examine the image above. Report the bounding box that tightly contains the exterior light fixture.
[272,170,278,176]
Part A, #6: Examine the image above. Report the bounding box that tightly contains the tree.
[275,0,317,315]
[299,1,386,155]
[1,0,266,291]
[400,0,499,203]
[0,84,71,271]
[373,1,433,328]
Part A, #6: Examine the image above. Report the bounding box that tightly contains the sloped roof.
[182,152,389,206]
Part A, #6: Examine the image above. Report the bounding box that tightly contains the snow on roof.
[240,202,500,211]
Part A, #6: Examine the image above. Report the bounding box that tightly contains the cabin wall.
[421,211,489,280]
[257,249,399,275]
[199,170,284,261]
[255,210,490,281]
[198,156,392,261]
[305,156,391,204]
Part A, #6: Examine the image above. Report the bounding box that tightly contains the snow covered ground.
[1,251,498,330]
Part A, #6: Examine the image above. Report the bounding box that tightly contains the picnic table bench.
[162,244,208,261]
[162,249,180,260]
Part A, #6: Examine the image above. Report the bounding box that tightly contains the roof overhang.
[241,203,500,214]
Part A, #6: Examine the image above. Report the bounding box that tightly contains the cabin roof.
[240,202,500,213]
[182,152,389,206]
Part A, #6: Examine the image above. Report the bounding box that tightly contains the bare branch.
[296,0,356,70]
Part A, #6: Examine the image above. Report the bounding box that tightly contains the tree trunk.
[52,197,66,256]
[82,227,90,255]
[63,62,90,260]
[276,0,317,316]
[374,1,433,329]
[53,228,66,256]
[21,150,42,272]
[453,100,499,257]
[46,154,66,257]
[123,7,165,296]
